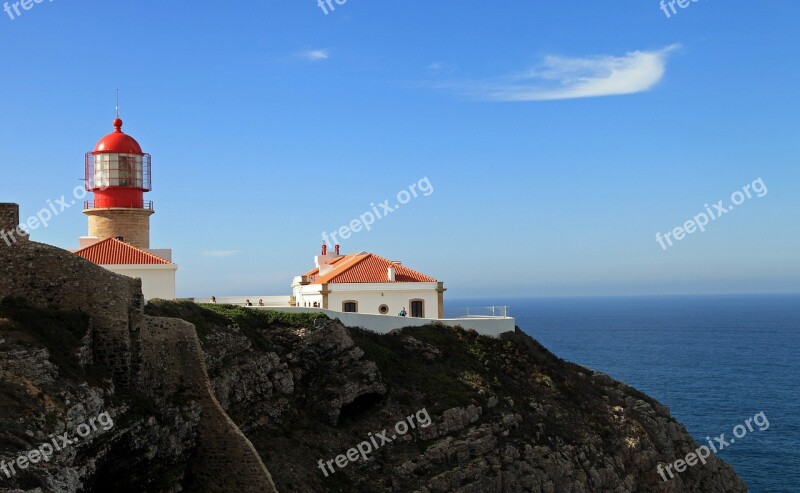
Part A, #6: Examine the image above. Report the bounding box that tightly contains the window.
[379,304,389,314]
[343,301,358,313]
[410,300,424,318]
[94,154,110,188]
[118,155,132,187]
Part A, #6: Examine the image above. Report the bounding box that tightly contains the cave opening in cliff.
[339,392,384,421]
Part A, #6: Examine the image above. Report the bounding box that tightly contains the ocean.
[447,295,800,493]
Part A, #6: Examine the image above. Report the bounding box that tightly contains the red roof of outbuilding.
[75,237,171,265]
[93,118,143,154]
[303,253,357,278]
[307,252,436,284]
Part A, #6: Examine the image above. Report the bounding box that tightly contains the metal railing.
[449,306,510,318]
[84,200,154,210]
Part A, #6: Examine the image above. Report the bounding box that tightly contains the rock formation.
[0,203,276,493]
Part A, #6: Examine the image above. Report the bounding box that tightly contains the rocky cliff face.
[0,295,749,493]
[145,301,747,493]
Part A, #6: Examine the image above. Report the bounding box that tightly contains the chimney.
[387,266,396,282]
[316,244,345,276]
[116,236,125,242]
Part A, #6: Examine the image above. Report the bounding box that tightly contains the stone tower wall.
[85,208,153,249]
[0,203,28,245]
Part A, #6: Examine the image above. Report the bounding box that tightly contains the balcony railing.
[84,200,154,210]
[448,306,510,318]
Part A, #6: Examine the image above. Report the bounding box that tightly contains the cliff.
[145,301,748,493]
[0,203,747,492]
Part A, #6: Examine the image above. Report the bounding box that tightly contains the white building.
[292,248,446,318]
[75,237,177,300]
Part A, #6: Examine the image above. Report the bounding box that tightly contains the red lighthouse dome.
[84,117,153,210]
[93,118,143,154]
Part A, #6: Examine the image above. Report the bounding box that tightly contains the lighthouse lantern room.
[82,118,154,249]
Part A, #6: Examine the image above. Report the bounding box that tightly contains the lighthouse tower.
[75,115,177,301]
[82,117,154,249]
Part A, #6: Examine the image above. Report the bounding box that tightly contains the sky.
[0,1,798,298]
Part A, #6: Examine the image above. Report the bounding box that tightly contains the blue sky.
[1,1,798,298]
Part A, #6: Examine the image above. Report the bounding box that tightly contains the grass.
[144,300,326,349]
[349,325,486,413]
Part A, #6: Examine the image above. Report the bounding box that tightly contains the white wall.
[257,306,515,337]
[104,264,177,300]
[293,282,440,317]
[328,286,438,317]
[293,284,324,307]
[193,296,292,306]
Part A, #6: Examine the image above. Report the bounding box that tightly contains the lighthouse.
[75,115,177,300]
[82,117,154,249]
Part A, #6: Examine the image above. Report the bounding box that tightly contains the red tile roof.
[308,252,436,284]
[303,253,358,278]
[75,237,172,265]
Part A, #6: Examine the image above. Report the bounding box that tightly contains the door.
[410,300,424,318]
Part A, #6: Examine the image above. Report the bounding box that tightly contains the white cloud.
[444,45,680,101]
[302,49,330,61]
[203,250,241,258]
[428,62,457,74]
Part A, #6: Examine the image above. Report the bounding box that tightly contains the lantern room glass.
[85,152,152,191]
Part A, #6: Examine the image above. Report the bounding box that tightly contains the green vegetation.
[202,303,326,329]
[350,325,490,413]
[144,300,326,350]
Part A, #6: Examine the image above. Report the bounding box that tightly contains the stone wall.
[85,207,153,249]
[0,202,28,245]
[1,203,139,385]
[0,203,20,232]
